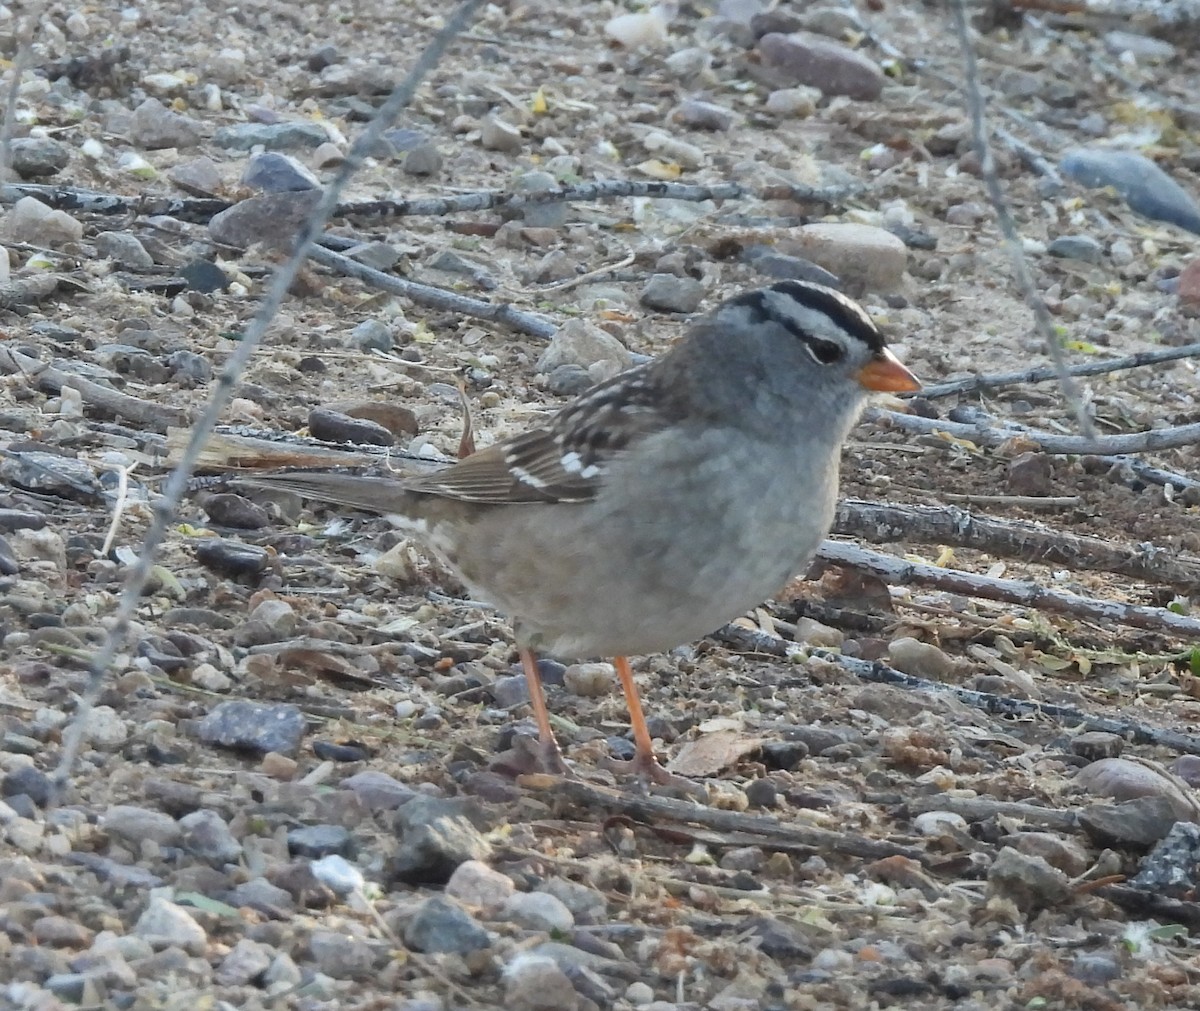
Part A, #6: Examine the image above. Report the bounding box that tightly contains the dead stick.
[536,776,927,863]
[714,626,1200,755]
[833,499,1200,589]
[914,343,1200,400]
[308,245,557,339]
[817,540,1200,638]
[0,347,186,430]
[870,407,1200,457]
[906,794,1080,832]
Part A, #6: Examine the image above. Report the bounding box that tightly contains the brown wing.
[403,365,679,505]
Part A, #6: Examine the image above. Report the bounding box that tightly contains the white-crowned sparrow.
[239,281,920,783]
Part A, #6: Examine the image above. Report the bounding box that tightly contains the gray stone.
[95,231,154,269]
[1060,148,1200,235]
[129,98,202,149]
[546,364,593,396]
[502,891,575,933]
[1047,234,1104,263]
[179,809,242,864]
[446,860,515,912]
[640,273,706,313]
[1007,832,1089,877]
[242,151,320,192]
[987,847,1071,912]
[104,804,181,847]
[504,953,581,1011]
[288,824,353,858]
[389,796,491,885]
[1079,796,1179,849]
[227,876,294,913]
[404,896,491,953]
[537,878,607,924]
[340,770,418,811]
[3,196,84,246]
[215,938,272,986]
[308,929,377,980]
[349,319,394,352]
[133,898,207,955]
[403,144,443,176]
[1129,820,1200,895]
[480,116,523,152]
[10,136,70,177]
[674,98,735,131]
[168,156,223,196]
[198,700,307,756]
[537,318,632,374]
[758,31,885,100]
[796,222,907,292]
[213,121,330,151]
[1070,952,1123,985]
[208,191,322,251]
[515,170,565,227]
[748,251,839,286]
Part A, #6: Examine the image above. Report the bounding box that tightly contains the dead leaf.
[666,729,763,777]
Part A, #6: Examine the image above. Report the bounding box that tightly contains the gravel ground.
[3,2,1200,1009]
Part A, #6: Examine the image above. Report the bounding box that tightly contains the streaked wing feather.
[402,365,677,505]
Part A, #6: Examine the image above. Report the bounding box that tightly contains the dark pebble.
[194,539,271,577]
[745,777,779,809]
[287,824,353,858]
[198,700,307,756]
[761,740,809,770]
[2,764,54,807]
[202,493,271,530]
[312,740,371,763]
[308,407,394,447]
[180,260,230,293]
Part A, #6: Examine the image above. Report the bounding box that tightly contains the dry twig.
[308,244,557,339]
[834,499,1200,589]
[714,626,1200,755]
[529,775,928,863]
[818,540,1200,638]
[914,343,1200,400]
[0,346,186,430]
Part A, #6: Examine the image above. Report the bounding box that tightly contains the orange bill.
[856,348,921,393]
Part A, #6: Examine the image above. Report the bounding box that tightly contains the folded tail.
[233,471,417,516]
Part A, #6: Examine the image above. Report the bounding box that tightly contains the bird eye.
[806,339,843,365]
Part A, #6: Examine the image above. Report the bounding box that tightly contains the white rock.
[605,9,670,48]
[134,897,208,955]
[502,891,575,932]
[446,860,515,913]
[765,87,820,117]
[563,662,616,698]
[796,222,907,293]
[3,195,83,246]
[913,810,969,836]
[82,706,129,748]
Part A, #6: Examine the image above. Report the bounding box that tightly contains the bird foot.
[601,753,706,799]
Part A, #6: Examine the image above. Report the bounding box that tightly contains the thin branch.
[714,626,1200,756]
[950,0,1096,440]
[833,499,1200,590]
[0,346,187,430]
[51,0,488,798]
[0,179,859,226]
[307,245,557,339]
[529,775,928,863]
[816,540,1200,638]
[869,407,1200,458]
[915,343,1200,400]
